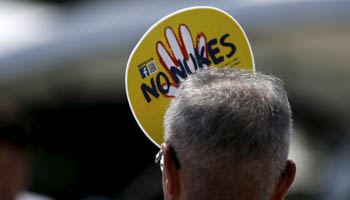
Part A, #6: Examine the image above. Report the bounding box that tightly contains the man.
[0,102,52,200]
[156,67,296,200]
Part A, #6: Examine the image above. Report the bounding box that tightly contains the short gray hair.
[163,67,292,200]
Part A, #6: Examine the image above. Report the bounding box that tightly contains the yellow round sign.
[125,6,255,147]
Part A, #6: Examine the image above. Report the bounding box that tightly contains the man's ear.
[271,160,296,200]
[162,143,182,199]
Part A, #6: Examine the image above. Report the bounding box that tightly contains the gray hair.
[163,67,292,200]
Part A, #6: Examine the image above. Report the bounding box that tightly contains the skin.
[161,143,296,200]
[0,143,28,200]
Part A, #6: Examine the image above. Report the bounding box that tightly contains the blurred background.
[0,0,349,199]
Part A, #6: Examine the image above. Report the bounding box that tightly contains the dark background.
[27,101,161,199]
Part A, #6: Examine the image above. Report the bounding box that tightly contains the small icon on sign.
[139,66,150,79]
[147,61,158,75]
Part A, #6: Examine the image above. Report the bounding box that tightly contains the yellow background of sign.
[126,7,254,147]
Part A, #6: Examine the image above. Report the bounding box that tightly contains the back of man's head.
[163,67,293,200]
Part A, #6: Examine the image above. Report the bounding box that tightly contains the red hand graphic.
[156,24,209,97]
